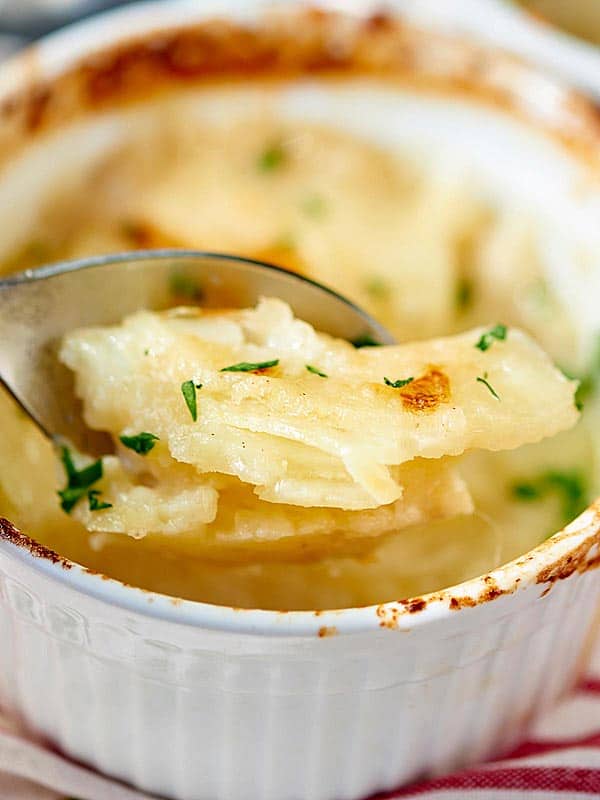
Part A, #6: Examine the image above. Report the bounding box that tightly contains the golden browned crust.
[398,367,451,413]
[0,8,599,172]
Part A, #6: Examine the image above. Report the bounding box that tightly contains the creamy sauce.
[0,117,595,610]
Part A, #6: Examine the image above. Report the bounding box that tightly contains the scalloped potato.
[0,113,595,608]
[57,299,577,559]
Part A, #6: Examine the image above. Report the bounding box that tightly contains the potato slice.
[72,457,473,561]
[72,457,218,539]
[61,299,579,513]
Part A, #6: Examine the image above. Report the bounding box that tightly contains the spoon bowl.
[0,249,393,455]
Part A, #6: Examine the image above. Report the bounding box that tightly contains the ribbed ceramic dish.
[1,3,600,799]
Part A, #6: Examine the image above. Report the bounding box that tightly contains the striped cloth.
[388,642,600,800]
[1,644,600,800]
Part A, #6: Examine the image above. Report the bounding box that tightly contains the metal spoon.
[0,249,393,455]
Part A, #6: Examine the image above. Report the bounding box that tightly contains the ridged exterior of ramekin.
[0,544,598,800]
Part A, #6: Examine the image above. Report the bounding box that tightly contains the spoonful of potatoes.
[0,250,579,561]
[0,250,392,455]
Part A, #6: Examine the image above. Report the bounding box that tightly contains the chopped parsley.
[545,471,589,521]
[181,380,199,421]
[351,334,382,349]
[364,276,390,300]
[88,490,112,512]
[257,142,286,172]
[455,277,474,312]
[476,372,500,400]
[561,333,600,412]
[119,432,160,455]
[306,364,328,378]
[574,379,589,412]
[58,487,90,514]
[301,194,326,219]
[384,376,414,389]
[512,469,588,523]
[513,483,541,501]
[560,366,587,412]
[169,272,204,302]
[57,447,103,513]
[220,360,279,373]
[475,324,508,352]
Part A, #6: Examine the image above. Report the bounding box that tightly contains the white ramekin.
[394,0,600,100]
[1,3,600,799]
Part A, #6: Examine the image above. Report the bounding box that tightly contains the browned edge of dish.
[0,7,599,173]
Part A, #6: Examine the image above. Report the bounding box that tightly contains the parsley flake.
[220,360,279,373]
[545,470,588,521]
[560,333,600,412]
[475,324,508,352]
[120,432,160,455]
[476,372,500,400]
[560,367,585,411]
[88,490,112,512]
[512,482,542,501]
[575,386,586,412]
[512,469,588,523]
[181,380,199,421]
[169,272,204,302]
[57,447,103,514]
[306,364,328,378]
[351,334,382,349]
[257,142,286,172]
[364,276,390,300]
[455,277,474,312]
[384,376,414,389]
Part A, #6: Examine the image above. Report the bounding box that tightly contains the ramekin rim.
[2,503,600,637]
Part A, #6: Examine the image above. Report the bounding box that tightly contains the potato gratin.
[0,115,596,609]
[56,299,578,562]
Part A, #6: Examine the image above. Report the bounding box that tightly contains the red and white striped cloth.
[2,644,600,800]
[388,640,600,800]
